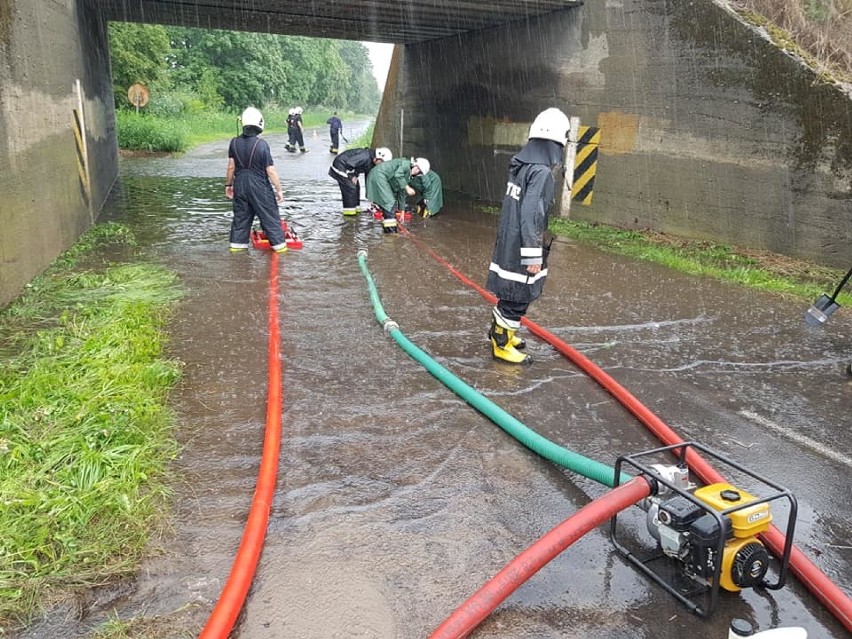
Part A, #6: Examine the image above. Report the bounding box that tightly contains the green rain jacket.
[366,157,411,212]
[409,171,443,215]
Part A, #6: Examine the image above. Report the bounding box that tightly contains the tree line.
[108,23,382,115]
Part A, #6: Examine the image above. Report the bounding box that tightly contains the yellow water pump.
[610,442,797,618]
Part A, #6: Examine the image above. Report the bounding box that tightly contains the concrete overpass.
[101,0,581,44]
[1,0,851,307]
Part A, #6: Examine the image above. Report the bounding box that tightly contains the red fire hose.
[429,477,652,639]
[402,228,852,634]
[199,253,284,639]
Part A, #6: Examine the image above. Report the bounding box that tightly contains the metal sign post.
[399,108,404,159]
[560,116,581,218]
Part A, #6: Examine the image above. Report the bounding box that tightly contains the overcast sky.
[362,42,394,89]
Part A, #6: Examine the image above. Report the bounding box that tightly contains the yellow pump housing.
[694,483,773,592]
[693,483,772,537]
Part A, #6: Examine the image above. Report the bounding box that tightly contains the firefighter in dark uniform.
[285,108,298,153]
[293,106,307,152]
[485,108,570,364]
[225,107,287,253]
[328,147,393,216]
[327,112,343,154]
[366,157,430,233]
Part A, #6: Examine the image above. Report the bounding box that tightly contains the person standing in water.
[327,112,343,154]
[225,107,287,254]
[293,106,307,152]
[485,108,570,364]
[284,108,296,152]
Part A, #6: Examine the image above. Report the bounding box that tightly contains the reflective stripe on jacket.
[331,148,375,178]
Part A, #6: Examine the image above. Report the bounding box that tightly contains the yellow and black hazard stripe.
[572,126,600,205]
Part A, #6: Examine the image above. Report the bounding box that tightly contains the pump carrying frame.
[250,219,303,250]
[609,441,797,618]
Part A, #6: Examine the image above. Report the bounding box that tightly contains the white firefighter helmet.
[528,108,570,145]
[295,106,304,114]
[375,147,393,161]
[241,107,264,131]
[288,107,295,116]
[411,157,430,175]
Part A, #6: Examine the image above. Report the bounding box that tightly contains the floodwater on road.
[19,122,851,639]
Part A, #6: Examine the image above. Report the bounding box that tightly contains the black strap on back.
[234,136,261,170]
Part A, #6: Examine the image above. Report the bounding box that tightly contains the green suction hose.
[357,251,629,488]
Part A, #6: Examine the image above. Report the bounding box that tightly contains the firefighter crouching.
[409,169,444,217]
[328,147,393,216]
[366,157,431,233]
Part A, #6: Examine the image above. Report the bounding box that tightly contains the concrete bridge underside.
[1,0,850,308]
[101,0,581,44]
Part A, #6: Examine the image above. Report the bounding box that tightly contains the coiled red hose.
[402,228,852,633]
[429,477,652,639]
[199,253,284,638]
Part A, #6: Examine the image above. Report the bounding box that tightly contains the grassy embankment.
[117,108,368,153]
[561,217,851,305]
[347,122,375,149]
[0,223,182,627]
[733,0,852,84]
[476,205,850,306]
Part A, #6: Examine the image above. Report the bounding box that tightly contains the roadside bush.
[146,93,185,118]
[116,112,187,153]
[146,91,210,118]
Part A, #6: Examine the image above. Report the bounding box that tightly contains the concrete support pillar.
[0,0,118,307]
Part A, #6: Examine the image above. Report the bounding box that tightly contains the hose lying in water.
[357,250,627,488]
[199,253,285,639]
[429,476,653,639]
[398,227,852,634]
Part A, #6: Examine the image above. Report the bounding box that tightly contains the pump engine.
[610,442,797,617]
[646,479,772,592]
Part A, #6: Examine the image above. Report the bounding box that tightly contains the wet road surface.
[20,122,851,638]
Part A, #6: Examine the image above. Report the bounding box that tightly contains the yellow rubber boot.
[489,319,531,364]
[485,327,526,349]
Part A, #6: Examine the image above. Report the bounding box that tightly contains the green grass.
[348,121,375,149]
[548,218,852,305]
[89,608,196,639]
[0,225,182,626]
[475,204,850,305]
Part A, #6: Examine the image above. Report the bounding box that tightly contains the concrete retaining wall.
[375,0,851,268]
[0,0,117,307]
